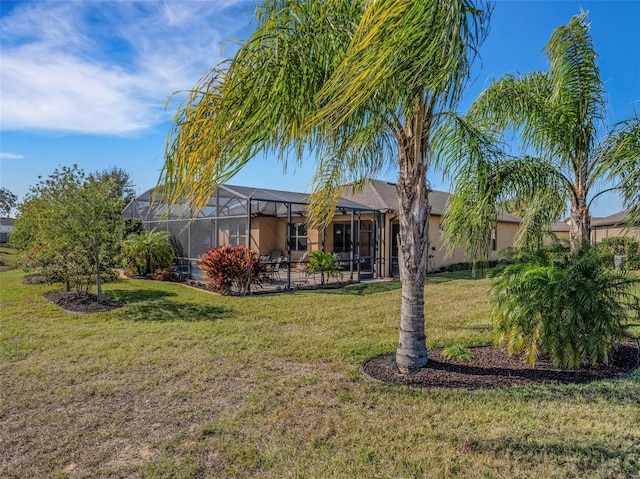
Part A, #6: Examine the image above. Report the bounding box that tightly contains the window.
[333,223,351,252]
[491,228,497,251]
[229,220,247,247]
[288,222,307,251]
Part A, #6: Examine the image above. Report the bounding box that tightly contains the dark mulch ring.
[43,291,123,313]
[362,335,640,389]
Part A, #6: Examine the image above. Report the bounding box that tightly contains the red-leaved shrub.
[152,268,180,282]
[199,245,263,295]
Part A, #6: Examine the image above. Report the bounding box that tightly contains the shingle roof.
[592,210,634,227]
[341,179,521,223]
[550,221,570,232]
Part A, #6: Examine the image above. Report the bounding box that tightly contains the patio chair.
[270,250,282,260]
[294,252,309,284]
[271,256,283,281]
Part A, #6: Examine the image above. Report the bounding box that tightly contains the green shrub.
[490,244,640,368]
[199,245,262,295]
[442,344,475,362]
[599,237,640,270]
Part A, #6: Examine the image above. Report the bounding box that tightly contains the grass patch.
[0,245,18,272]
[1,267,639,478]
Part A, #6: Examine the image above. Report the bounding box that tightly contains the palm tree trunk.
[395,150,430,373]
[569,192,591,250]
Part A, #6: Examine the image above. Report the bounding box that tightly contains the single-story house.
[341,179,521,277]
[592,210,640,243]
[549,221,571,242]
[0,217,14,243]
[122,179,522,285]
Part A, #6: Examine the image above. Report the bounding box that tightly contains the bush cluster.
[199,245,263,295]
[490,244,640,368]
[152,268,180,282]
[599,237,640,270]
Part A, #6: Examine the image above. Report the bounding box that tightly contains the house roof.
[0,217,15,226]
[592,210,635,227]
[341,179,522,223]
[550,221,570,232]
[220,184,376,211]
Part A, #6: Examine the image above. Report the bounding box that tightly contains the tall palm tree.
[162,0,491,372]
[443,12,640,258]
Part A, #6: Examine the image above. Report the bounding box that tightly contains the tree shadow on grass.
[425,270,490,283]
[107,288,178,303]
[437,431,637,477]
[323,281,402,296]
[499,374,640,406]
[118,298,232,322]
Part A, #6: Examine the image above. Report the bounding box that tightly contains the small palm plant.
[305,251,341,286]
[442,344,475,363]
[121,230,174,276]
[490,245,640,368]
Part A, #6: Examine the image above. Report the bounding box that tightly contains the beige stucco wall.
[551,230,570,242]
[379,213,520,276]
[247,210,520,278]
[592,226,640,243]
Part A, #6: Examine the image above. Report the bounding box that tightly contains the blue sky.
[1,0,638,217]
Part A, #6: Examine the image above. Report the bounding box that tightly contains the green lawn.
[1,267,639,478]
[0,245,18,272]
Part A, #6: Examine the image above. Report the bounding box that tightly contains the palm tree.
[162,0,491,372]
[121,230,174,276]
[443,12,640,258]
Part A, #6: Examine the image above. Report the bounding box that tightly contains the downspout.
[357,212,361,282]
[388,213,397,278]
[286,203,291,289]
[350,210,355,280]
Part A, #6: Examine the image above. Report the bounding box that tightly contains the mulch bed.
[43,291,123,313]
[362,335,639,389]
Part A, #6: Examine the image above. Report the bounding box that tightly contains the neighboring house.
[549,221,571,243]
[0,218,14,243]
[592,210,640,243]
[123,179,522,284]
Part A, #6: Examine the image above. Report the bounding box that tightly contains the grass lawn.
[1,266,639,478]
[0,245,18,272]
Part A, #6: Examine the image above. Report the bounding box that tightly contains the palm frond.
[598,114,640,222]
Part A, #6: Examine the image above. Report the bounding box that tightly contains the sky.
[1,0,639,217]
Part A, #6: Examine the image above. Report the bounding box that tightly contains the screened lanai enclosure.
[122,185,384,288]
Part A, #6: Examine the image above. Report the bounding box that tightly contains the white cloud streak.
[0,152,25,160]
[0,0,251,135]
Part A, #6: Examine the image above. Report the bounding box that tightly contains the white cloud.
[0,0,252,135]
[0,152,25,160]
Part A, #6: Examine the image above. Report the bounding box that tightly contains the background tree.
[12,165,129,302]
[162,0,491,373]
[440,13,640,368]
[0,187,18,217]
[444,12,640,258]
[93,167,137,205]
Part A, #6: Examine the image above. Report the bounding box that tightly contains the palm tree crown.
[162,0,491,372]
[444,12,640,258]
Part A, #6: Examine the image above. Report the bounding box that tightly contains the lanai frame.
[122,184,384,288]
